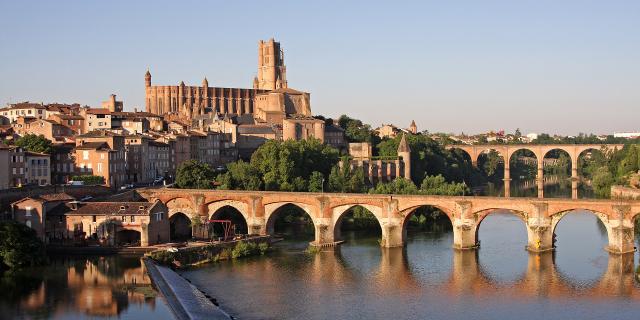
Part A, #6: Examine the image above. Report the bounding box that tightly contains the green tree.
[175,160,216,189]
[308,171,325,192]
[0,221,46,270]
[419,175,468,195]
[216,160,263,190]
[15,134,52,154]
[337,115,380,146]
[328,159,367,193]
[370,178,419,194]
[592,166,614,197]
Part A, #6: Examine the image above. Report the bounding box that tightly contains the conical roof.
[397,133,411,153]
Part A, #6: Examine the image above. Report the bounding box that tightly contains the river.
[179,211,640,320]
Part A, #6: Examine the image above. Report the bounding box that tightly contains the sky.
[0,0,638,135]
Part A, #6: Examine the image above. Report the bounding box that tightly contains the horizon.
[1,1,638,136]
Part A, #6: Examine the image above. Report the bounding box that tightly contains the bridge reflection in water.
[181,210,640,319]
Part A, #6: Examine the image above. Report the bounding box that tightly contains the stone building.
[75,131,127,189]
[0,102,47,123]
[145,39,324,147]
[25,151,51,186]
[0,143,10,189]
[344,133,412,184]
[12,117,74,143]
[101,94,123,113]
[47,200,169,246]
[51,143,76,184]
[11,193,76,241]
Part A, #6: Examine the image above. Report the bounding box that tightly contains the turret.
[145,70,151,87]
[397,133,412,180]
[202,77,208,88]
[409,120,417,134]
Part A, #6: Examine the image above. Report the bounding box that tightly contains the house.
[48,200,169,246]
[11,193,76,241]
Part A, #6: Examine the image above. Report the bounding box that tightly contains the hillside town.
[1,39,638,250]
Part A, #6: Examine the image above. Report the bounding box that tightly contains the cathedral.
[144,39,315,128]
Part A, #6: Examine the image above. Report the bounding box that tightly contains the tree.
[514,128,522,138]
[0,221,46,270]
[216,160,262,190]
[15,134,52,154]
[370,178,419,195]
[175,160,216,189]
[328,159,367,193]
[308,171,324,192]
[337,115,380,145]
[420,175,468,195]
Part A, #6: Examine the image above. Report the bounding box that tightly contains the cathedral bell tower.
[256,38,287,90]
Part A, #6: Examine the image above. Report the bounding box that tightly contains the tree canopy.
[218,139,340,192]
[15,134,52,154]
[175,160,216,189]
[0,221,46,270]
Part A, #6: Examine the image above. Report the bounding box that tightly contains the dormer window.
[120,205,125,210]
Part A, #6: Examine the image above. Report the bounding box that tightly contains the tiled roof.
[238,125,275,134]
[36,193,76,202]
[76,141,110,150]
[49,201,157,216]
[85,108,111,115]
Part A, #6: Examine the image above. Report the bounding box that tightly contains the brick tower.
[255,38,287,90]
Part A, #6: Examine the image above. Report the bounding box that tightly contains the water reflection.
[182,212,640,320]
[0,255,173,320]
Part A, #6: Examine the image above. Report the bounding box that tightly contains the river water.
[180,211,640,320]
[0,255,174,320]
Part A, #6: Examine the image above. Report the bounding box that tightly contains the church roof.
[410,120,416,127]
[397,133,411,153]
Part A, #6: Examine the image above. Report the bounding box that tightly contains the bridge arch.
[265,202,318,242]
[400,204,454,245]
[169,212,192,241]
[207,200,249,223]
[550,208,611,242]
[332,204,383,243]
[165,197,197,218]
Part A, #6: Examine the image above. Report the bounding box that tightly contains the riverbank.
[149,236,271,268]
[143,258,231,320]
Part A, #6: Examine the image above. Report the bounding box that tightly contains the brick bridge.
[138,188,640,254]
[447,144,624,198]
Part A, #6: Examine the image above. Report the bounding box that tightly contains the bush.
[258,242,269,255]
[231,241,259,259]
[71,175,105,185]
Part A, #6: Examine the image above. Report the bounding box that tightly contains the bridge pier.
[526,203,554,253]
[380,223,404,248]
[503,165,511,198]
[606,225,636,254]
[605,205,636,255]
[537,162,544,198]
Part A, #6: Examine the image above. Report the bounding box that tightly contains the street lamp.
[321,177,325,193]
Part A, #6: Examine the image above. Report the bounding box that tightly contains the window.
[130,215,135,222]
[92,215,96,222]
[25,207,32,217]
[83,151,89,160]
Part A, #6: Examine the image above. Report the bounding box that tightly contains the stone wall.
[611,185,640,200]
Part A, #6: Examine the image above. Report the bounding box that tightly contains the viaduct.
[138,188,640,254]
[447,144,624,199]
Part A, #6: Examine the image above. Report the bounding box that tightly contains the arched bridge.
[447,144,624,198]
[138,188,640,254]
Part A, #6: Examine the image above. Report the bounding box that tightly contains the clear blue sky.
[1,0,638,135]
